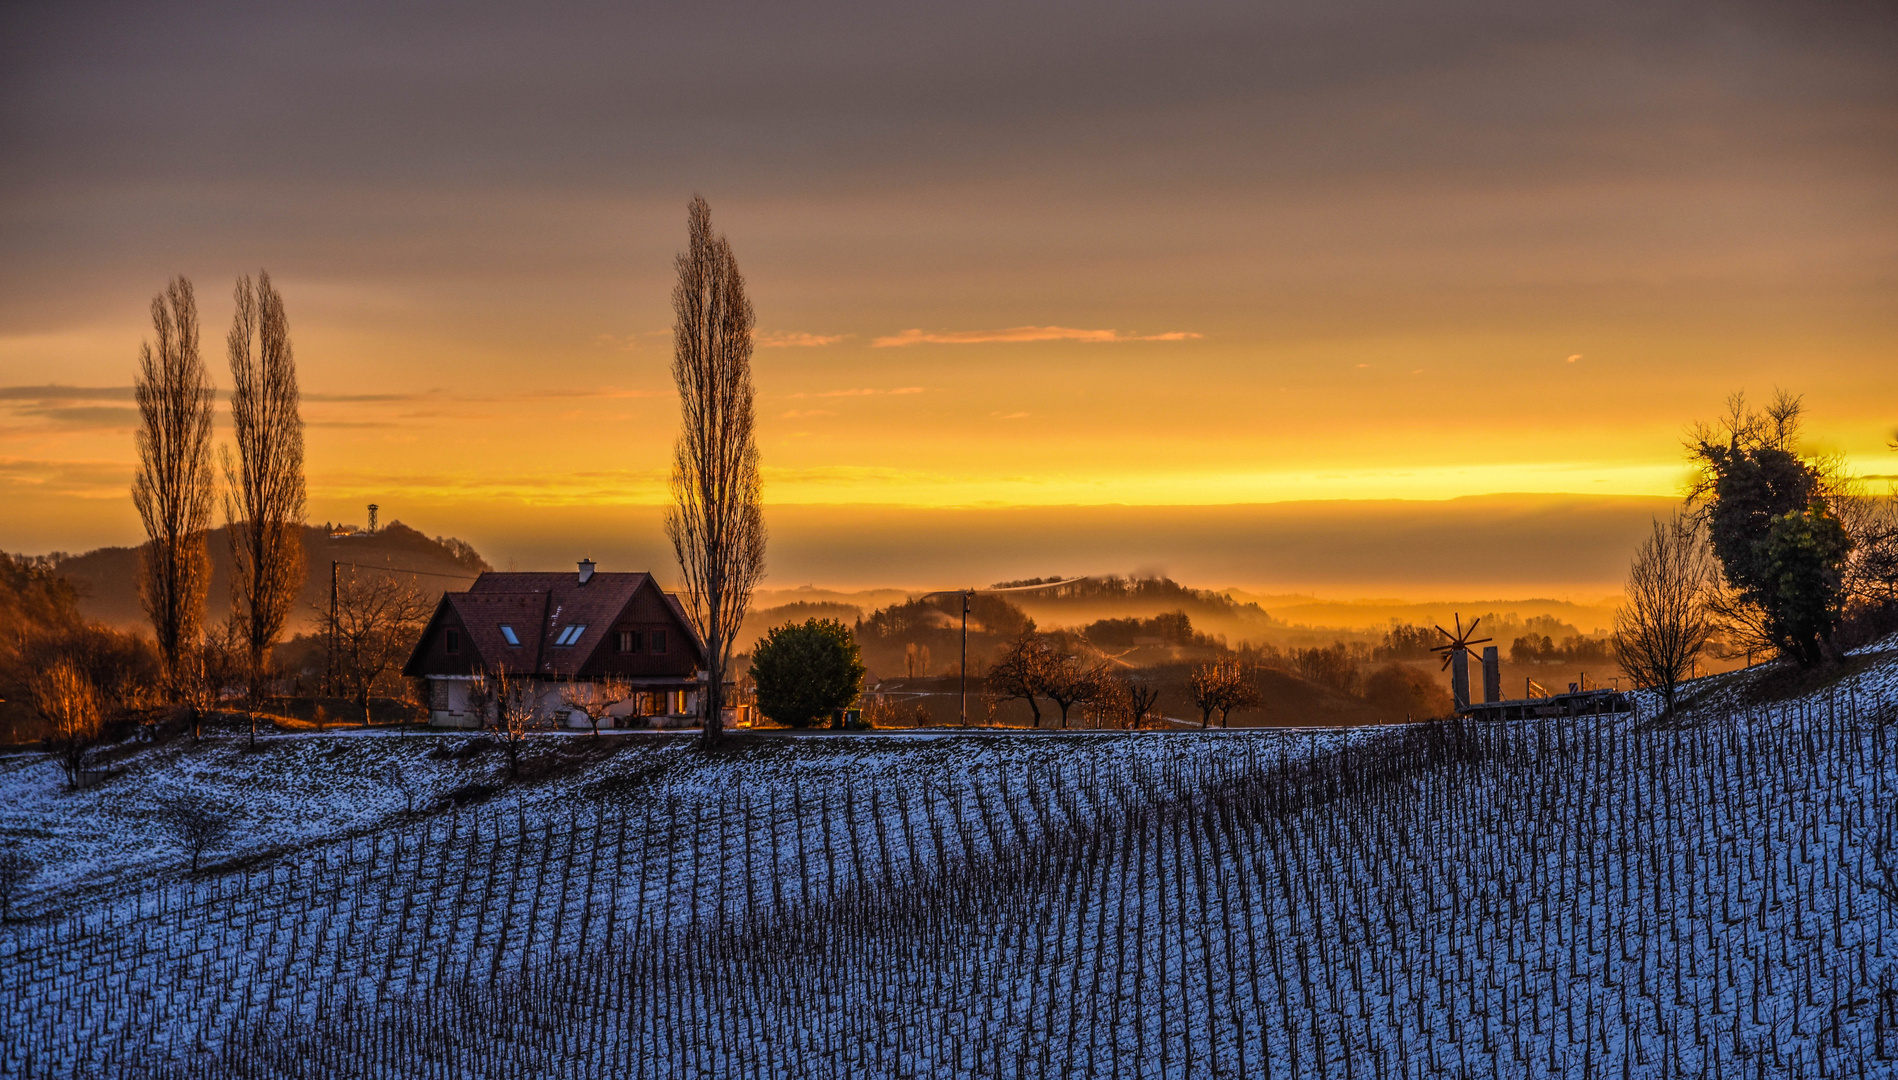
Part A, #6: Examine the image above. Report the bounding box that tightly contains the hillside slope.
[3,647,1896,1078]
[49,522,489,630]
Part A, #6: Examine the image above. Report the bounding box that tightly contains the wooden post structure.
[1481,646,1501,704]
[1450,648,1470,711]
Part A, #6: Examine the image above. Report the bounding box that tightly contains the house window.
[499,625,521,647]
[618,629,639,653]
[553,624,587,647]
[446,628,460,654]
[651,628,667,654]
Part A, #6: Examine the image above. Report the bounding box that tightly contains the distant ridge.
[48,521,490,632]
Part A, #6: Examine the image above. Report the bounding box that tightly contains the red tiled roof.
[444,591,549,673]
[465,571,674,678]
[405,570,708,680]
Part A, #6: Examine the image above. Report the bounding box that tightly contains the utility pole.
[919,588,976,725]
[328,560,339,696]
[916,578,1086,727]
[960,589,970,725]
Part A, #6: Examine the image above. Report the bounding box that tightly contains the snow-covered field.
[5,648,1898,1078]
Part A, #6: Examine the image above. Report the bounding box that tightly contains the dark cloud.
[0,385,132,401]
[5,1,1891,200]
[2,0,1891,328]
[13,404,139,427]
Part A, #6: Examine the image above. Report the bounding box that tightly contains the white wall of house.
[426,677,705,729]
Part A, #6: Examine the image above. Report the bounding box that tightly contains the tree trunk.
[704,618,724,749]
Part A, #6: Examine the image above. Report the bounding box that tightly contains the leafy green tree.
[751,618,866,728]
[1756,505,1853,665]
[1690,391,1852,665]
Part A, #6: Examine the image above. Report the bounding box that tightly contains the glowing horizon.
[2,1,1894,591]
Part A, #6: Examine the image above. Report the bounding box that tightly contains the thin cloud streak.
[0,385,134,401]
[758,331,850,348]
[872,326,1202,347]
[788,387,927,399]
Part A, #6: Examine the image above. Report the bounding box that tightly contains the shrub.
[751,618,866,728]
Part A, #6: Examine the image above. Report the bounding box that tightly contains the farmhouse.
[403,560,710,728]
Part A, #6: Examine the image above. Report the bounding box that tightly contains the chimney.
[578,558,595,585]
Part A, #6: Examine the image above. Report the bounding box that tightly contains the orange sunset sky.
[2,1,1894,597]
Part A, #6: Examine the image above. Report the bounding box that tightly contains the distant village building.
[403,561,719,729]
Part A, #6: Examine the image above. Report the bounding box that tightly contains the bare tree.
[1187,660,1225,727]
[1186,659,1255,727]
[0,848,33,922]
[224,270,306,724]
[560,676,632,739]
[1120,674,1161,728]
[473,667,543,779]
[317,570,434,727]
[1835,477,1898,608]
[665,196,767,752]
[132,277,216,697]
[176,620,244,741]
[987,629,1053,727]
[1613,516,1717,713]
[1216,664,1260,727]
[157,796,233,873]
[1041,650,1107,729]
[33,658,101,789]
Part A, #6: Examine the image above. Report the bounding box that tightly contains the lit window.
[500,625,521,647]
[618,629,639,653]
[651,628,667,653]
[446,628,460,654]
[554,624,587,647]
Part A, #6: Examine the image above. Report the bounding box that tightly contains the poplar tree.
[225,270,306,735]
[665,196,767,750]
[132,277,216,696]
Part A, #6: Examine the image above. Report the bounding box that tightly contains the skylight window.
[554,624,587,647]
[499,625,521,647]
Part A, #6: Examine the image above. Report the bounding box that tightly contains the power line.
[330,560,482,581]
[325,560,481,693]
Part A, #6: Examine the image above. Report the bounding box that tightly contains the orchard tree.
[319,570,433,727]
[1040,648,1107,729]
[987,628,1053,727]
[560,677,632,738]
[751,618,865,728]
[158,796,233,873]
[33,658,100,789]
[1613,516,1717,712]
[469,666,542,779]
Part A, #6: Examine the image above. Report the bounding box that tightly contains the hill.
[3,643,1895,1076]
[993,574,1281,642]
[47,522,490,632]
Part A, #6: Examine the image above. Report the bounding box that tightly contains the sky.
[1,0,1894,594]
